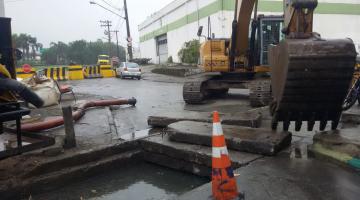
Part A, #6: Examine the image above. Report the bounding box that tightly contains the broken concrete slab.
[140,135,262,176]
[167,121,292,156]
[148,111,262,128]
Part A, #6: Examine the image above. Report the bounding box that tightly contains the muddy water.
[32,162,208,200]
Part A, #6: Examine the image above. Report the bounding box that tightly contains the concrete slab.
[311,128,360,170]
[179,155,360,200]
[140,135,262,177]
[148,111,262,128]
[0,140,141,199]
[313,129,360,158]
[166,121,292,156]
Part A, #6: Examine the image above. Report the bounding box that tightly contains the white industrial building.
[138,0,360,64]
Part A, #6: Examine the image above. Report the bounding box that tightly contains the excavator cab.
[254,15,284,66]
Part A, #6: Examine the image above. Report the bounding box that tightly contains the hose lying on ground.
[0,77,44,108]
[21,98,137,132]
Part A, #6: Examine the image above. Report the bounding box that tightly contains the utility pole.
[0,0,5,17]
[111,30,120,59]
[100,20,112,57]
[123,0,133,60]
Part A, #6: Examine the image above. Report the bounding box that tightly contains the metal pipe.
[21,98,137,132]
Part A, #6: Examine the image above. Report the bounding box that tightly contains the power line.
[100,0,122,11]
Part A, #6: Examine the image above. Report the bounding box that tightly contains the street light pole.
[90,0,132,60]
[123,0,133,61]
[0,0,5,17]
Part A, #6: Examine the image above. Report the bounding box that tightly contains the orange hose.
[21,98,136,132]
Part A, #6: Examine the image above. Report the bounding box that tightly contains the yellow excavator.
[183,0,357,131]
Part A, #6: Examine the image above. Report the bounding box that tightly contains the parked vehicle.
[115,62,141,80]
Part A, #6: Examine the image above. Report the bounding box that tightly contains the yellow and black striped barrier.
[68,65,84,80]
[84,65,103,79]
[43,67,69,81]
[16,67,36,79]
[100,65,115,78]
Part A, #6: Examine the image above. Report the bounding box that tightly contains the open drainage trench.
[27,129,209,200]
[32,162,208,200]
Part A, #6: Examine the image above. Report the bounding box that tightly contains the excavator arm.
[229,0,257,71]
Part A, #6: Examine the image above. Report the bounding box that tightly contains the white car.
[116,62,141,80]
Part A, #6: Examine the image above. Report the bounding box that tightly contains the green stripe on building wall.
[140,0,360,42]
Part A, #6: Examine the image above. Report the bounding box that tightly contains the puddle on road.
[117,129,161,141]
[32,162,208,200]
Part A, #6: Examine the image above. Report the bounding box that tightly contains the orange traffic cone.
[212,111,244,200]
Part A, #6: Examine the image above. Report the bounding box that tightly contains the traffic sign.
[22,64,32,73]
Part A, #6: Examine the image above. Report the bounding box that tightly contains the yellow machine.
[97,54,110,65]
[183,0,357,131]
[184,7,283,107]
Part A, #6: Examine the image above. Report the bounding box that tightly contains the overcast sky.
[4,0,172,48]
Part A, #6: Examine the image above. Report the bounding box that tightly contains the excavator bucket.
[269,36,357,131]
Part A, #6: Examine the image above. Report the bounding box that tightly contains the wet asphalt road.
[70,77,185,134]
[69,75,252,135]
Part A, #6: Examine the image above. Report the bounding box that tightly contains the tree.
[67,40,89,64]
[41,47,58,65]
[41,39,126,65]
[28,36,38,60]
[12,33,42,62]
[178,40,200,64]
[50,41,68,64]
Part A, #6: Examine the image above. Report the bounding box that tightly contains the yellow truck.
[97,55,110,65]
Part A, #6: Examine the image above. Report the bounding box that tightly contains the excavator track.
[249,79,272,107]
[270,37,356,131]
[183,78,210,104]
